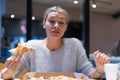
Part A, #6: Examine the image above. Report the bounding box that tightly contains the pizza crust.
[28,76,83,80]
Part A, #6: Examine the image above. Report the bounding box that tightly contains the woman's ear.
[65,25,68,31]
[42,20,46,29]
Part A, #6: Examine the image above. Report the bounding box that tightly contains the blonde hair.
[43,6,69,23]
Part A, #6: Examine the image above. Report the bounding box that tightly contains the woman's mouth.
[51,29,60,34]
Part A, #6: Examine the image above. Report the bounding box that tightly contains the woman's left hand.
[93,50,110,74]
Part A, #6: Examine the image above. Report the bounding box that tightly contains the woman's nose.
[54,22,59,28]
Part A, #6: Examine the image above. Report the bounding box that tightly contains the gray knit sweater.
[16,38,95,77]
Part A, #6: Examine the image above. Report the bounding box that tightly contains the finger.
[15,56,22,62]
[99,53,107,64]
[11,60,21,70]
[5,57,11,65]
[94,50,100,59]
[7,59,17,69]
[96,53,104,64]
[99,53,110,65]
[15,60,21,69]
[94,52,106,65]
[104,57,110,63]
[5,56,15,66]
[99,53,110,64]
[94,50,100,55]
[8,57,21,69]
[9,60,21,74]
[6,56,20,69]
[97,54,104,64]
[94,52,101,62]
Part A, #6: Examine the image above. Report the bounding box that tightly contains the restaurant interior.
[0,0,120,80]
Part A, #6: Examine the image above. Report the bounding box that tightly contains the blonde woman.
[1,6,110,79]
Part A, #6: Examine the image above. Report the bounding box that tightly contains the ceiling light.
[74,0,78,4]
[92,0,97,8]
[11,14,15,18]
[92,3,96,8]
[32,16,36,20]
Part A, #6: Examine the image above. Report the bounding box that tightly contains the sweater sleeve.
[15,40,37,77]
[74,38,95,76]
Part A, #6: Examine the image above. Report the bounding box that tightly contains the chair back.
[0,62,5,71]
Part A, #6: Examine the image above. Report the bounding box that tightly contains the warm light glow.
[11,14,15,18]
[74,0,78,4]
[32,16,36,20]
[92,3,96,8]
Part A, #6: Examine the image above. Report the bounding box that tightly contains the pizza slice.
[9,43,35,55]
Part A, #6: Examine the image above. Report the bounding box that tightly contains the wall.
[90,12,120,53]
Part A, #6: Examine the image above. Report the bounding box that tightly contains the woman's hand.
[93,50,110,74]
[1,55,22,79]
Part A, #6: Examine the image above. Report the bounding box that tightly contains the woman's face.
[43,12,67,40]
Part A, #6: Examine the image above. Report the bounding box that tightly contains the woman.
[110,40,120,56]
[1,6,110,79]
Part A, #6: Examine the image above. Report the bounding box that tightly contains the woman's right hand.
[1,55,22,79]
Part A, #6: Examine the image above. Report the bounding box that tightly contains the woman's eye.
[59,22,64,25]
[50,21,55,24]
[49,21,65,26]
[59,22,65,26]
